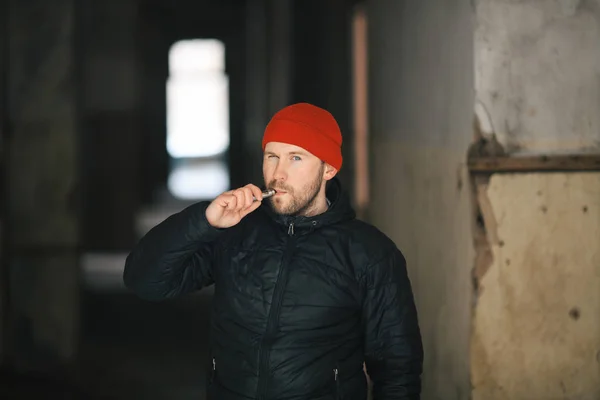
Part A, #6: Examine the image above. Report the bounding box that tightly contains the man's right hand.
[205,184,265,229]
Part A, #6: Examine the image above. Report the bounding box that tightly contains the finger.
[245,184,263,201]
[242,187,254,206]
[216,193,233,208]
[239,199,262,218]
[233,190,246,211]
[224,194,238,210]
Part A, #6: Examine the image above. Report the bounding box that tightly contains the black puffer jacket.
[123,178,423,399]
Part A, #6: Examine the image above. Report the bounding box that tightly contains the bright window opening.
[166,39,230,199]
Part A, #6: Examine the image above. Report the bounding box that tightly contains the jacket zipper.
[334,367,341,399]
[210,357,216,384]
[256,222,295,399]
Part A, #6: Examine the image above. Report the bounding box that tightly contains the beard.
[266,164,325,216]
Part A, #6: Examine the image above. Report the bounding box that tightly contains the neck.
[298,186,329,217]
[305,197,329,217]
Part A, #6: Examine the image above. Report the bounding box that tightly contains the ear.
[323,163,338,181]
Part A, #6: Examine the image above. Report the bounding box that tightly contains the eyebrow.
[265,151,309,157]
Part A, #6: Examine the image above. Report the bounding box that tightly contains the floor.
[77,256,214,400]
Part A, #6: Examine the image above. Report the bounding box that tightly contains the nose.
[273,162,287,182]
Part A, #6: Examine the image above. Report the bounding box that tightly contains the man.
[123,103,423,399]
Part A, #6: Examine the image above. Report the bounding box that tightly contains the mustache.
[267,181,293,192]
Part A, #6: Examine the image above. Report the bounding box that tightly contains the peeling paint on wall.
[471,172,600,400]
[470,174,495,302]
[468,112,506,302]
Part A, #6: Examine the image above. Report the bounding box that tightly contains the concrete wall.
[245,0,293,186]
[6,0,81,371]
[471,173,600,399]
[81,0,141,250]
[475,0,600,153]
[368,1,474,398]
[473,1,600,398]
[0,0,7,364]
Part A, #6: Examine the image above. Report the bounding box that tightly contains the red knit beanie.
[262,103,343,170]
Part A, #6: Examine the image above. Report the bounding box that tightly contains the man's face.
[263,142,327,216]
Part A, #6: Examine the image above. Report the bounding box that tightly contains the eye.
[291,156,302,161]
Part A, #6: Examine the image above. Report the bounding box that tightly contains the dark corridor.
[1,0,361,398]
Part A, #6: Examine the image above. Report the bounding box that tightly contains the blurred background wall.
[1,0,599,399]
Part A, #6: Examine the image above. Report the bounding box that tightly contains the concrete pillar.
[367,1,474,398]
[291,0,354,193]
[475,0,600,153]
[244,0,293,186]
[244,0,268,185]
[224,20,249,190]
[369,0,600,398]
[0,0,8,364]
[5,0,81,372]
[81,0,140,250]
[137,6,170,206]
[267,0,292,116]
[471,1,600,398]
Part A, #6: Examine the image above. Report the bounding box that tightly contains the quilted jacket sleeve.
[361,248,424,399]
[123,201,222,301]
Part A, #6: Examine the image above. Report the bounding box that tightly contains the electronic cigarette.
[253,189,276,201]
